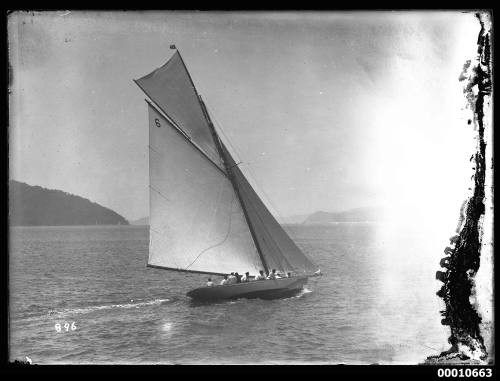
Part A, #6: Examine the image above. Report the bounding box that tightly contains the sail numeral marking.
[155,118,161,128]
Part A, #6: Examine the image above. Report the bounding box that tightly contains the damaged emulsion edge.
[426,11,493,365]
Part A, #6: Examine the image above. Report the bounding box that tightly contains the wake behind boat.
[134,46,321,301]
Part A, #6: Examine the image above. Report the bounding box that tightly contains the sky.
[8,11,480,222]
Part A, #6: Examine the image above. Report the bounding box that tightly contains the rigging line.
[184,193,237,270]
[149,185,171,203]
[201,106,317,270]
[204,102,287,223]
[232,177,297,272]
[204,104,243,163]
[150,227,161,235]
[185,60,267,184]
[149,145,162,156]
[206,109,286,224]
[240,162,287,224]
[197,95,267,273]
[236,168,317,271]
[194,84,308,269]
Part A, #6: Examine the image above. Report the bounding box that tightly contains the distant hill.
[303,207,384,224]
[130,217,149,226]
[279,213,310,224]
[9,180,129,226]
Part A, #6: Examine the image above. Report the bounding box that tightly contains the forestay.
[148,104,262,275]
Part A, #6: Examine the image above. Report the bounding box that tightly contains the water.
[9,224,449,364]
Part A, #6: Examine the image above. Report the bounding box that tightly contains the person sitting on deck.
[227,272,237,284]
[267,269,277,280]
[235,272,242,283]
[241,272,251,282]
[255,270,266,280]
[220,275,229,285]
[287,272,292,278]
[207,278,214,287]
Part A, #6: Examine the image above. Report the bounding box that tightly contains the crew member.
[267,269,277,280]
[255,270,266,280]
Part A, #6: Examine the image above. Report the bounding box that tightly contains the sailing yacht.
[134,47,321,300]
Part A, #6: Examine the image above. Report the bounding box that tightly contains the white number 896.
[55,322,76,332]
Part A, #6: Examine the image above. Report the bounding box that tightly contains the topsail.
[135,51,222,168]
[135,49,318,277]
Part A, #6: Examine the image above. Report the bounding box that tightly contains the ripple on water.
[10,224,446,364]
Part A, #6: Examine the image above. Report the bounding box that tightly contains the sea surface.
[9,224,450,364]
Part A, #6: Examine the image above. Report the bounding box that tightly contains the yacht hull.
[187,275,309,300]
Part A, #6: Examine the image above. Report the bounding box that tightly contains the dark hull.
[187,275,309,300]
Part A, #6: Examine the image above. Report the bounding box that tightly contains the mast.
[198,95,270,275]
[174,48,270,274]
[137,47,318,276]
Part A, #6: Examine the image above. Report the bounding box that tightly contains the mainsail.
[136,49,318,277]
[147,103,261,275]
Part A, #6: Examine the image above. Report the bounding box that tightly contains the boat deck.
[186,275,309,300]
